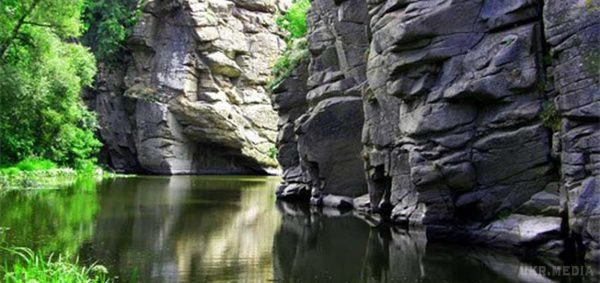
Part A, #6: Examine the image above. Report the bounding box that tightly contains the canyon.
[91,0,600,264]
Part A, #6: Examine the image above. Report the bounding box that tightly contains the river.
[0,176,596,282]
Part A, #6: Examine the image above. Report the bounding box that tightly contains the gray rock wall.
[544,0,600,262]
[272,58,311,200]
[273,0,370,207]
[92,0,289,174]
[363,0,562,251]
[273,0,600,259]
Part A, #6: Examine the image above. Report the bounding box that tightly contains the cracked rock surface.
[273,0,600,259]
[91,0,290,174]
[273,0,370,204]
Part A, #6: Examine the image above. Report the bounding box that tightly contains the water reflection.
[0,179,99,256]
[0,176,597,282]
[273,202,597,283]
[80,176,281,282]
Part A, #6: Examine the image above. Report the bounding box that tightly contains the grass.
[0,247,111,283]
[0,158,109,191]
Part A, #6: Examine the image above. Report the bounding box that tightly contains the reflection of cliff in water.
[273,202,596,283]
[80,176,281,282]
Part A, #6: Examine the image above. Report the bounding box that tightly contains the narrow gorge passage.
[0,0,598,282]
[88,0,599,277]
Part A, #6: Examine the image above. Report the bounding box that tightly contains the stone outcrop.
[273,0,600,260]
[273,0,370,207]
[544,0,600,262]
[363,0,561,251]
[88,0,599,261]
[92,0,289,174]
[272,58,311,200]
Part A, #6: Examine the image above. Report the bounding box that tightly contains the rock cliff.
[544,0,600,262]
[273,0,370,208]
[273,0,599,261]
[90,0,599,262]
[91,0,289,174]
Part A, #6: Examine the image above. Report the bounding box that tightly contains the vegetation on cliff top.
[269,0,311,91]
[81,0,144,62]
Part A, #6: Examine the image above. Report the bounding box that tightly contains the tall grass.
[0,157,108,191]
[0,247,110,283]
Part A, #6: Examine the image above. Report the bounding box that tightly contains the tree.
[0,0,100,168]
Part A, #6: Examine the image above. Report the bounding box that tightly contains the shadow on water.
[273,202,599,283]
[0,176,597,282]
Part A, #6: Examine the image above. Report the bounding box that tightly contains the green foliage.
[0,247,110,283]
[269,0,311,91]
[496,209,512,220]
[276,0,311,41]
[268,146,278,161]
[269,38,309,91]
[541,102,561,132]
[0,169,78,190]
[0,0,101,169]
[12,158,57,172]
[81,0,144,61]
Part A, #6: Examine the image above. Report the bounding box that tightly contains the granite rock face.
[272,58,311,201]
[92,0,289,174]
[544,0,600,262]
[273,0,370,205]
[273,0,600,258]
[363,0,559,249]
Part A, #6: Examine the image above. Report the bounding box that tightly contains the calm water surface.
[0,176,597,282]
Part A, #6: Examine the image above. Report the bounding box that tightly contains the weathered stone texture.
[363,0,560,250]
[93,0,290,174]
[273,0,370,205]
[272,59,312,200]
[544,0,600,262]
[271,0,600,259]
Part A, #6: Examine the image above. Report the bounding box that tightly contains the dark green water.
[0,176,596,282]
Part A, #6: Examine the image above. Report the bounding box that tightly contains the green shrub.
[0,247,110,283]
[82,0,145,62]
[268,0,311,91]
[276,0,311,41]
[268,146,278,160]
[541,102,561,132]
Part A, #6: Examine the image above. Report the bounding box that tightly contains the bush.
[0,0,101,168]
[82,0,145,62]
[541,102,561,132]
[269,1,311,91]
[276,0,311,41]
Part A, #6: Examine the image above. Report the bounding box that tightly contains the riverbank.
[0,165,132,191]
